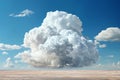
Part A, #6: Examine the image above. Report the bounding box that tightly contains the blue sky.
[0,0,120,70]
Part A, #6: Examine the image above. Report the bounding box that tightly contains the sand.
[0,70,120,80]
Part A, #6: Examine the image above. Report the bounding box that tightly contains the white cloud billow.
[0,43,21,50]
[95,27,120,41]
[9,9,34,17]
[16,11,99,68]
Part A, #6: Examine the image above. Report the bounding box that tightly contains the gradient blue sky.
[0,0,120,70]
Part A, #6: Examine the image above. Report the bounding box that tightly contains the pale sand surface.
[0,70,120,80]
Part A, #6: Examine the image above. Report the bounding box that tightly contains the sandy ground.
[0,70,120,80]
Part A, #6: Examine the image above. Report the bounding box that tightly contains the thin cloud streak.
[9,9,34,17]
[0,43,21,50]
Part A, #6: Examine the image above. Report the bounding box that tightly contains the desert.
[0,70,120,80]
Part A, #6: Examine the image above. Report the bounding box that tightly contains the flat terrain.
[0,70,120,80]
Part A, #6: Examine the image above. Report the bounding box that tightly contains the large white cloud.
[95,27,120,41]
[15,11,99,68]
[9,9,34,17]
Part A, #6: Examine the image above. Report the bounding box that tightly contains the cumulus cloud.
[99,44,106,48]
[0,43,21,50]
[15,11,99,68]
[94,40,106,48]
[9,9,34,17]
[94,40,100,45]
[4,57,14,68]
[95,27,120,41]
[2,51,8,55]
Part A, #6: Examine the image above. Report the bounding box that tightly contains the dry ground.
[0,70,120,80]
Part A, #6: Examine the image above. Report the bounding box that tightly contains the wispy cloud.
[86,62,120,70]
[4,57,14,68]
[107,55,114,58]
[0,43,21,50]
[9,9,34,17]
[2,51,8,55]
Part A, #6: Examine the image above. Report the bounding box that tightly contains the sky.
[0,0,120,70]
